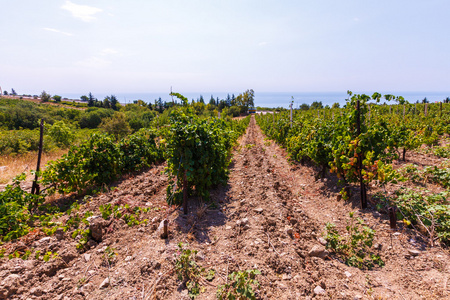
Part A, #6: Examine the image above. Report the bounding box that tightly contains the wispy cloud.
[43,27,73,36]
[76,49,118,68]
[258,41,268,47]
[76,56,111,68]
[100,48,119,56]
[61,1,102,22]
[353,17,360,22]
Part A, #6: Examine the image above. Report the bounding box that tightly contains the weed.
[72,228,91,250]
[395,188,450,245]
[21,250,32,260]
[217,269,261,300]
[102,246,116,266]
[174,243,206,298]
[325,212,384,269]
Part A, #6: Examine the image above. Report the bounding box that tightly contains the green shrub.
[0,174,45,241]
[47,121,75,148]
[41,130,162,195]
[325,212,384,269]
[395,189,450,244]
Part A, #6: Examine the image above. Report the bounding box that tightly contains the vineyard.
[0,94,450,299]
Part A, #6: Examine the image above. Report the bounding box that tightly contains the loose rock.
[308,245,329,259]
[89,218,104,242]
[408,249,420,257]
[99,277,110,289]
[318,237,327,245]
[314,285,326,295]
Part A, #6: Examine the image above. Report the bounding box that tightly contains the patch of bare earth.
[1,116,449,299]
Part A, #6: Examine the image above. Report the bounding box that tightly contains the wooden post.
[31,119,44,195]
[183,169,188,214]
[356,100,367,209]
[161,219,168,239]
[290,102,293,128]
[388,207,397,230]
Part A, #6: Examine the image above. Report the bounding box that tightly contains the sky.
[1,0,449,98]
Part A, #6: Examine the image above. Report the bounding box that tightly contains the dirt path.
[1,116,449,299]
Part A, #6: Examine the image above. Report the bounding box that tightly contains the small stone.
[89,218,104,242]
[393,232,401,236]
[266,218,276,226]
[138,227,145,232]
[97,246,107,253]
[285,226,293,236]
[308,245,329,259]
[314,285,326,295]
[354,295,363,300]
[38,237,51,244]
[88,270,96,276]
[84,254,91,262]
[151,216,161,224]
[225,226,232,230]
[99,277,110,289]
[243,224,250,230]
[30,287,43,296]
[125,256,133,262]
[408,249,420,257]
[87,239,98,249]
[241,218,249,225]
[254,208,263,213]
[196,251,205,261]
[345,271,352,278]
[62,277,72,282]
[282,274,291,280]
[318,237,327,245]
[374,243,382,251]
[55,228,64,240]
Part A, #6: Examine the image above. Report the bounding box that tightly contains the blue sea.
[60,91,450,109]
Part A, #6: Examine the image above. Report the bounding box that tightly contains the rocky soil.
[1,116,449,299]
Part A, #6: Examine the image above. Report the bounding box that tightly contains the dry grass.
[0,149,68,184]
